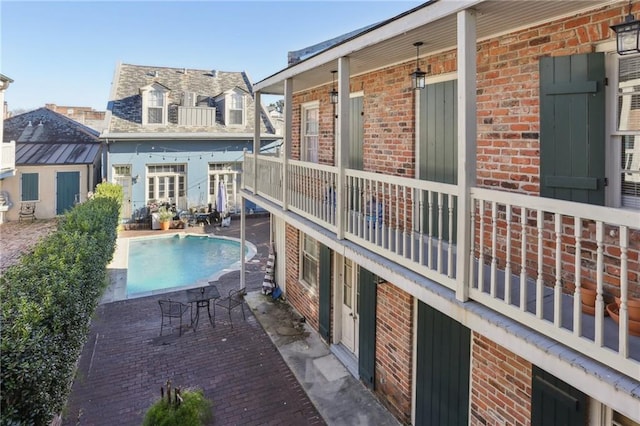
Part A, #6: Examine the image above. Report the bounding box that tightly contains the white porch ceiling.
[255,0,619,95]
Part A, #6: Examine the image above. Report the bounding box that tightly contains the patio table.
[186,284,220,330]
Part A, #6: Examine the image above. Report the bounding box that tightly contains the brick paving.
[62,291,324,425]
[0,219,58,271]
[2,215,325,425]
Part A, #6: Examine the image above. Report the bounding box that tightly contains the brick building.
[241,1,639,425]
[44,103,107,132]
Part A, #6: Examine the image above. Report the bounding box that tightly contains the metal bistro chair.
[158,300,191,336]
[214,289,246,327]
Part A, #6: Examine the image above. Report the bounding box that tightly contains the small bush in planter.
[142,382,212,426]
[158,206,174,223]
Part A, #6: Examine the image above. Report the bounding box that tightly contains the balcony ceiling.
[255,0,618,95]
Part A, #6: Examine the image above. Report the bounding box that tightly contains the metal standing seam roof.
[3,107,101,166]
[15,143,101,165]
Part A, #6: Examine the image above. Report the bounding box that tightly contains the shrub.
[143,387,212,426]
[0,190,121,424]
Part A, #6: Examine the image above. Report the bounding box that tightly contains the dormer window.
[140,83,169,125]
[229,91,244,126]
[148,90,164,123]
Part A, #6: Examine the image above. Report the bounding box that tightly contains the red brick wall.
[473,4,619,196]
[291,89,336,165]
[284,223,321,331]
[374,282,413,423]
[471,333,532,426]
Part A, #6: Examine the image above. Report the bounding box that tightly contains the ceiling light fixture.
[410,42,426,90]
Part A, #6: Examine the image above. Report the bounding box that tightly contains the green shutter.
[419,80,458,241]
[21,173,39,201]
[415,302,470,426]
[358,267,377,389]
[318,244,332,341]
[540,53,606,205]
[531,366,587,426]
[349,96,364,170]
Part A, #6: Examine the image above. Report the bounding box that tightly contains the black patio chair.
[214,289,246,327]
[158,300,191,336]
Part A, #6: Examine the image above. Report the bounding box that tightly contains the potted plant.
[158,206,174,231]
[143,381,212,426]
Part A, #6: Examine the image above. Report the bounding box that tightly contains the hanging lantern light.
[410,42,426,90]
[610,0,640,55]
[329,70,338,104]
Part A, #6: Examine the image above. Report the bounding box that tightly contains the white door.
[340,258,359,355]
[114,175,132,220]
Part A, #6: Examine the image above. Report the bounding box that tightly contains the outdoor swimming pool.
[125,234,255,297]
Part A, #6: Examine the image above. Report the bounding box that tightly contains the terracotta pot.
[614,296,640,322]
[607,303,640,337]
[159,221,171,231]
[580,287,597,307]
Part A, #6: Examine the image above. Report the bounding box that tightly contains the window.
[301,102,319,163]
[140,83,168,125]
[148,90,164,124]
[147,164,186,205]
[21,173,38,201]
[229,92,244,125]
[208,163,240,212]
[300,233,319,288]
[611,53,640,209]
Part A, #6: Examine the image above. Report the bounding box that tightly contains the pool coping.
[100,231,257,304]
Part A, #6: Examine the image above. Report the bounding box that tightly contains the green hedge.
[0,182,122,424]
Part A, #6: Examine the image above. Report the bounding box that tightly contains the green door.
[358,267,376,389]
[531,366,587,426]
[418,80,457,241]
[318,244,332,341]
[349,96,364,170]
[415,302,470,426]
[56,171,80,215]
[539,53,606,205]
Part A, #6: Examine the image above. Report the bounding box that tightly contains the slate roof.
[4,107,101,165]
[105,63,275,136]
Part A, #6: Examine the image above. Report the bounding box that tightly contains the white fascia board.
[102,132,276,141]
[254,0,484,92]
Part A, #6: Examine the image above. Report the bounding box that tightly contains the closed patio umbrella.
[216,180,227,214]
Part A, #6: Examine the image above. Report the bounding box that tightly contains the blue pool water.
[127,235,248,296]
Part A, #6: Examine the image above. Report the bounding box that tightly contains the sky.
[1,0,422,112]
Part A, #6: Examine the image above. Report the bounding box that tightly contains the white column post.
[336,57,350,240]
[253,91,261,196]
[282,78,293,211]
[455,9,477,302]
[240,197,246,290]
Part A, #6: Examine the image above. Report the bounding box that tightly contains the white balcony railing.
[243,152,640,378]
[0,141,16,172]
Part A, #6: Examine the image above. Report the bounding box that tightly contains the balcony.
[0,140,16,179]
[243,152,640,379]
